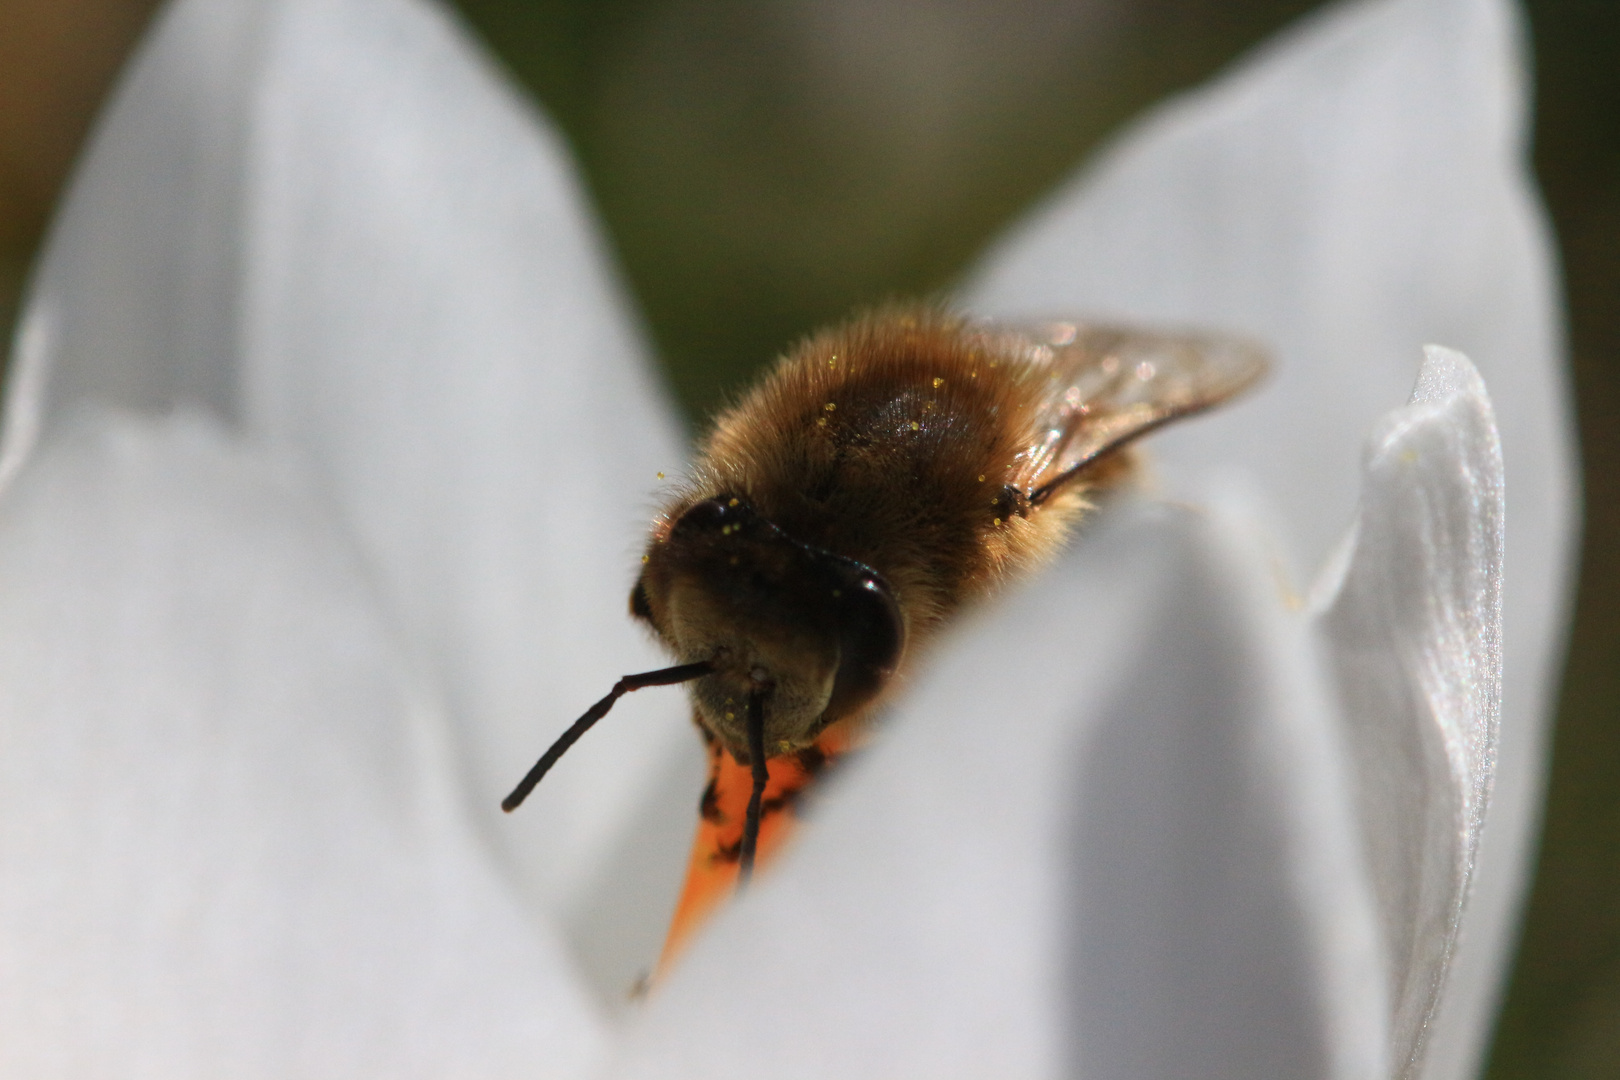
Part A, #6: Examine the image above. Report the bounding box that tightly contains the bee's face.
[633,496,904,759]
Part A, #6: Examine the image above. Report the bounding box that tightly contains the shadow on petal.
[1071,539,1327,1079]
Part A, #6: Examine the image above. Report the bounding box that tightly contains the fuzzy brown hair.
[673,304,1102,646]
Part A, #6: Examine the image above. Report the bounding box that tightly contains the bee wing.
[980,320,1270,504]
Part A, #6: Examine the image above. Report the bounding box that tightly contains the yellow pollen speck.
[641,554,649,563]
[817,417,827,427]
[825,402,836,411]
[726,711,735,721]
[978,474,985,482]
[910,421,920,431]
[933,377,944,388]
[993,517,1002,527]
[970,370,978,378]
[778,741,793,754]
[728,497,739,507]
[656,471,665,479]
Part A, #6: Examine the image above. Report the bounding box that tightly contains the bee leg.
[738,691,769,885]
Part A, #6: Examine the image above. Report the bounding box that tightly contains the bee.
[503,305,1267,964]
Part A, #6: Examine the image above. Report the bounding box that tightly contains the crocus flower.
[0,0,1574,1077]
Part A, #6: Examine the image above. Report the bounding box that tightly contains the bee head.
[633,495,904,759]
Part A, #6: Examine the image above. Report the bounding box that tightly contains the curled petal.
[1315,345,1505,1075]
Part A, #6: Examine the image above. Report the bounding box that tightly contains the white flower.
[0,0,1573,1078]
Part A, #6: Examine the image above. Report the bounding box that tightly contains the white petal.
[7,0,693,1002]
[963,0,1574,1072]
[613,499,1387,1080]
[1315,346,1504,1075]
[0,408,604,1076]
[235,0,695,994]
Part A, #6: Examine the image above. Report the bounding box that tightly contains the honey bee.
[503,305,1266,962]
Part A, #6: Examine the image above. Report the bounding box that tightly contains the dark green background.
[0,0,1614,1073]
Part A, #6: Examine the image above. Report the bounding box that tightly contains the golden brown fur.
[632,306,1119,758]
[687,306,1095,634]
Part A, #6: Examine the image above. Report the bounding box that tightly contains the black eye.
[825,572,904,720]
[671,494,749,536]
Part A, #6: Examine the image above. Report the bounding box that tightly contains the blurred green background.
[0,0,1614,1073]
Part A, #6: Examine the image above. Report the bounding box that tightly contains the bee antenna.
[738,691,769,886]
[501,660,715,813]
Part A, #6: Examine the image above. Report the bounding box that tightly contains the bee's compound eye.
[825,572,904,720]
[672,495,748,536]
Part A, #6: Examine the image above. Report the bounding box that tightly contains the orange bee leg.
[656,721,858,974]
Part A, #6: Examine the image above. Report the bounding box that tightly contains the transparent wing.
[978,320,1270,505]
